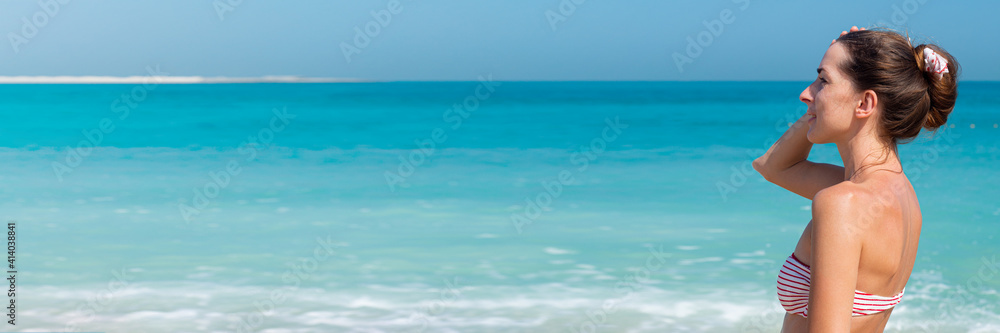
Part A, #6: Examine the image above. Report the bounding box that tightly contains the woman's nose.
[799,85,813,104]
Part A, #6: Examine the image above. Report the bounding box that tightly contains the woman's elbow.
[752,158,769,179]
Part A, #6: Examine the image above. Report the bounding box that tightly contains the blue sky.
[0,0,996,81]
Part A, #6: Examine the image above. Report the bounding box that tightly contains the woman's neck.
[837,131,901,182]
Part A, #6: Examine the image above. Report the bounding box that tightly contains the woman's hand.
[831,26,865,45]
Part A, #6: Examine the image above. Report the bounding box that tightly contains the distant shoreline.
[0,77,996,84]
[0,76,368,84]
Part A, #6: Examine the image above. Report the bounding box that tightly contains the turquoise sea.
[2,81,998,332]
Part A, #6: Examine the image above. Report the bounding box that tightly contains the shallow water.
[2,82,998,332]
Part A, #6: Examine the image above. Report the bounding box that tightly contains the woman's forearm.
[753,113,813,178]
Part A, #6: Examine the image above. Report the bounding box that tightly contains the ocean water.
[2,81,998,332]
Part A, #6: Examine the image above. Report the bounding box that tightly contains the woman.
[752,26,959,332]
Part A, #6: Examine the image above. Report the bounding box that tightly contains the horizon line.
[0,76,995,84]
[0,75,370,84]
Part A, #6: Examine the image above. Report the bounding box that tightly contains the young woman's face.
[799,43,862,144]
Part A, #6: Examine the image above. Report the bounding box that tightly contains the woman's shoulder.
[812,181,889,231]
[813,181,871,204]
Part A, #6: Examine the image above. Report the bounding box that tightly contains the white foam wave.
[17,282,999,333]
[543,247,576,255]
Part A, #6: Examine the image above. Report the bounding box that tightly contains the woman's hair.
[836,29,959,145]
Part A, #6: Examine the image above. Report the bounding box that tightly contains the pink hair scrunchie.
[923,47,949,78]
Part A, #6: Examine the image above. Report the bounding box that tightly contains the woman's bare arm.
[808,185,864,332]
[752,113,844,200]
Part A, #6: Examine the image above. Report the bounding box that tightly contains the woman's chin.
[806,130,822,144]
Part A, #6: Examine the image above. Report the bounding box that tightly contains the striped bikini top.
[777,253,904,317]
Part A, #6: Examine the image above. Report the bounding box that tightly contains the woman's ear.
[856,90,878,118]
